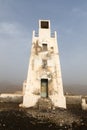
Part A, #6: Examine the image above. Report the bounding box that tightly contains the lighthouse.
[22,20,66,109]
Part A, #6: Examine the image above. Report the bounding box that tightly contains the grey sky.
[0,0,87,92]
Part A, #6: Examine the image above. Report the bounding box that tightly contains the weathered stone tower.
[22,20,66,109]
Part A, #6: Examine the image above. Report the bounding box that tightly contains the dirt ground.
[0,102,87,130]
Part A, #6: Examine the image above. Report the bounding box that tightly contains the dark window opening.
[42,59,47,68]
[41,21,49,29]
[42,44,47,51]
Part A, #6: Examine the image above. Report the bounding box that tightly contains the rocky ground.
[0,102,87,130]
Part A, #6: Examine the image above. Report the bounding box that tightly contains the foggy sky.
[0,0,87,93]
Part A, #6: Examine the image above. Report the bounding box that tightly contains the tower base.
[21,91,66,109]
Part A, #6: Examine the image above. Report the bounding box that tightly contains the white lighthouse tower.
[22,20,66,109]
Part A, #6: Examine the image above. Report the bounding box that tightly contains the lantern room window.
[41,21,49,29]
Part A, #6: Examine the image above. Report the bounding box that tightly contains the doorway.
[41,79,48,98]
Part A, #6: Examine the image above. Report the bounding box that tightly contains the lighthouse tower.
[22,20,66,109]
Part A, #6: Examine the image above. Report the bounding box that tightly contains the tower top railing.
[33,30,55,38]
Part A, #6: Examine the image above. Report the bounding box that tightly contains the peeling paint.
[22,20,66,109]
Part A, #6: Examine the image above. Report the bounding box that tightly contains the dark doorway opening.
[41,79,48,98]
